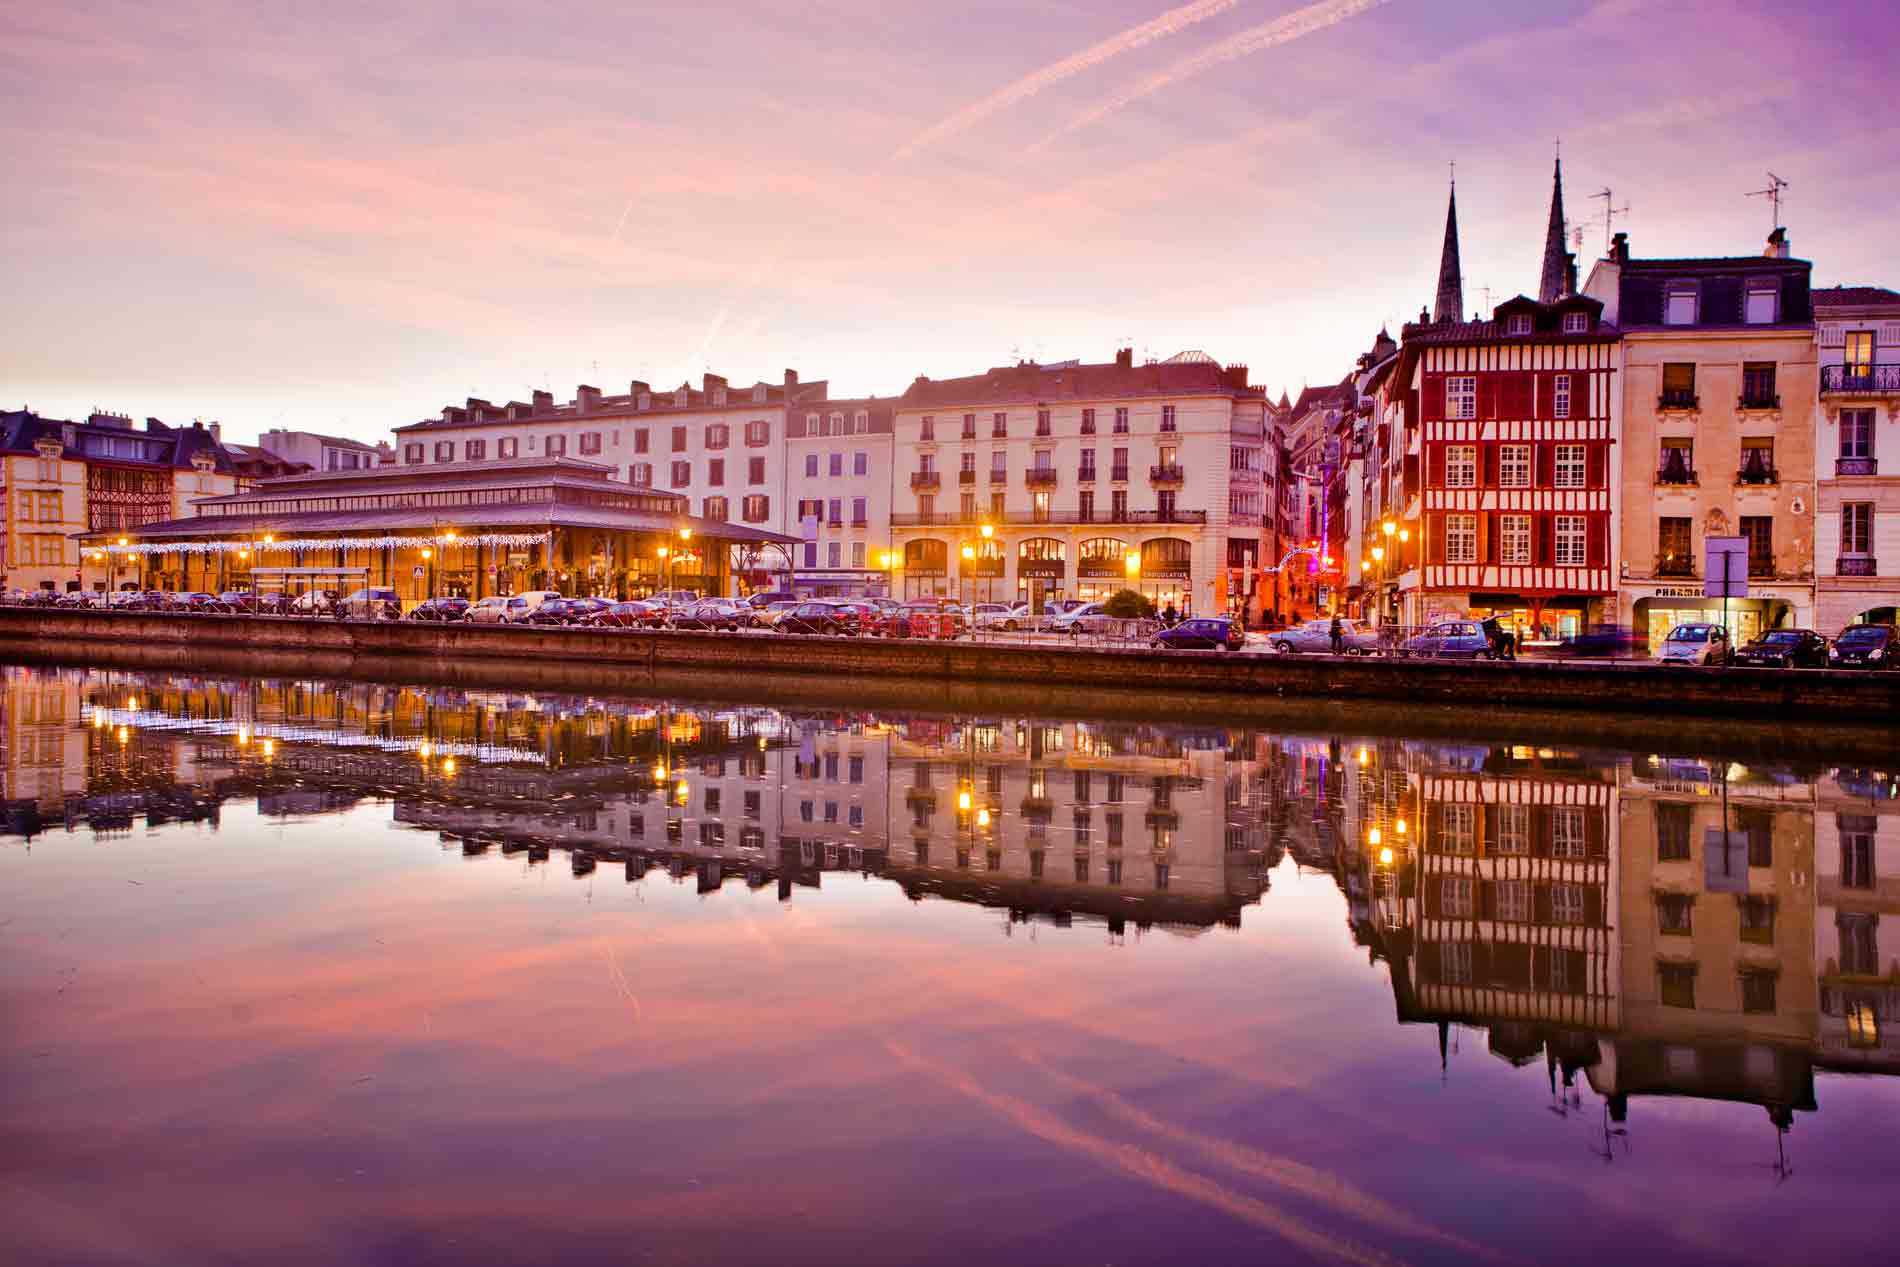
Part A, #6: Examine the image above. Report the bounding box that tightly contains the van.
[502,590,562,624]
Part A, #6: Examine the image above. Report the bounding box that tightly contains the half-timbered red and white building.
[1390,293,1622,639]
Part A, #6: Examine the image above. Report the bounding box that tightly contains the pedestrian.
[1330,612,1344,654]
[1161,601,1178,628]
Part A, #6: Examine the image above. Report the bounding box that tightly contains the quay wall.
[4,608,1898,726]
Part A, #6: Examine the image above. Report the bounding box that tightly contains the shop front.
[1623,582,1812,655]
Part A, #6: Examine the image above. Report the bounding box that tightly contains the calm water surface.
[2,664,1896,1266]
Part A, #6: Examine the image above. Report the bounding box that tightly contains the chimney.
[783,369,799,396]
[1765,227,1790,259]
[1114,348,1133,369]
[1611,231,1629,265]
[703,373,727,397]
[576,384,601,415]
[88,411,132,430]
[1225,364,1250,389]
[532,389,553,412]
[207,421,221,441]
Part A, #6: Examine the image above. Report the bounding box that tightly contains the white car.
[1657,622,1731,666]
[466,596,513,624]
[1049,602,1105,635]
[502,590,562,624]
[969,602,1016,631]
[340,587,403,620]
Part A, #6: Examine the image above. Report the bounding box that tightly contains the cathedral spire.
[1433,177,1464,324]
[1539,154,1569,303]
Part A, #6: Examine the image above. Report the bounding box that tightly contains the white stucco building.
[1812,285,1900,630]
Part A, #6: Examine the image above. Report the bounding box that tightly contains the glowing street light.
[1371,546,1385,563]
[957,789,973,812]
[1378,846,1394,867]
[1124,551,1140,577]
[1381,520,1395,538]
[1368,826,1382,847]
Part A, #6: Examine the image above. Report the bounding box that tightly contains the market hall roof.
[77,456,798,545]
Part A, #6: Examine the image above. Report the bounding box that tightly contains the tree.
[1101,588,1155,619]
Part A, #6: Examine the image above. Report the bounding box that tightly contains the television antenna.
[1589,188,1629,254]
[1746,172,1789,231]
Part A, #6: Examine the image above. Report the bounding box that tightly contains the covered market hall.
[76,457,797,604]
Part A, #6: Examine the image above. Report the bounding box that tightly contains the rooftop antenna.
[1589,188,1629,255]
[1746,172,1789,232]
[1478,284,1496,314]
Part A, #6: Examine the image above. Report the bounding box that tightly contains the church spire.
[1433,177,1464,324]
[1539,154,1568,303]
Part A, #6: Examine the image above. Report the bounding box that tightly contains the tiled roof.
[396,377,829,433]
[0,409,239,473]
[899,357,1258,410]
[1811,285,1900,308]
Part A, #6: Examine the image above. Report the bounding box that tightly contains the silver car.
[1266,617,1381,655]
[1657,622,1730,666]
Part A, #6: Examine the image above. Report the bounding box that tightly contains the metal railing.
[889,508,1208,526]
[1149,464,1185,482]
[1821,364,1900,393]
[908,472,940,490]
[1658,391,1700,411]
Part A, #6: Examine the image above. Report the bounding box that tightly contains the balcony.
[1020,796,1053,822]
[905,787,937,810]
[909,471,940,491]
[1658,391,1700,412]
[1821,364,1900,395]
[1736,462,1778,486]
[1149,464,1185,484]
[890,508,1209,527]
[958,469,976,485]
[1838,456,1879,476]
[1655,467,1698,487]
[1838,555,1878,577]
[1738,394,1780,411]
[1077,467,1097,483]
[1109,466,1130,482]
[1024,468,1059,488]
[1145,808,1180,830]
[1656,556,1697,579]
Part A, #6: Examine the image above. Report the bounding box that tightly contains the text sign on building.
[1704,536,1749,600]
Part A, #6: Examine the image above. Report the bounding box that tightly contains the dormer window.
[1505,314,1532,336]
[712,388,727,406]
[1664,282,1698,326]
[752,384,767,403]
[1745,278,1779,325]
[1561,311,1589,334]
[674,388,690,407]
[637,392,651,411]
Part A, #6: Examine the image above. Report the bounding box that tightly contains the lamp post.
[678,527,693,597]
[421,547,434,603]
[960,542,976,615]
[978,522,995,608]
[657,544,670,597]
[878,550,897,600]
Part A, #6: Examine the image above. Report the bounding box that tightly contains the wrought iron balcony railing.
[1838,555,1878,577]
[1024,468,1059,488]
[889,508,1208,527]
[1149,464,1185,483]
[1837,456,1878,476]
[908,471,940,490]
[1821,364,1900,394]
[1658,391,1700,411]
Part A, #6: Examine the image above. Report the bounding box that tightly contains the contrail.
[892,0,1244,161]
[1038,0,1390,149]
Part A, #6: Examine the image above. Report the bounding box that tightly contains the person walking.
[1330,612,1344,654]
[1161,601,1179,628]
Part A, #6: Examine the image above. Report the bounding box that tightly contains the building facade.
[1812,285,1900,630]
[1586,231,1818,648]
[782,399,895,596]
[257,428,390,473]
[889,349,1270,618]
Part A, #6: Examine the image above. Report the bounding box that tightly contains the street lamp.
[878,550,898,599]
[658,544,671,595]
[421,546,434,600]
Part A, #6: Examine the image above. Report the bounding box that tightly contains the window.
[1552,374,1571,419]
[631,462,652,486]
[705,424,729,450]
[962,413,976,439]
[579,432,602,455]
[1561,311,1589,334]
[1161,405,1177,432]
[434,440,453,462]
[1664,282,1698,326]
[1500,513,1532,565]
[1739,895,1776,944]
[1111,489,1128,518]
[1742,362,1777,406]
[1506,313,1532,336]
[1496,803,1530,854]
[708,458,725,486]
[854,411,868,432]
[1659,440,1694,484]
[804,454,819,478]
[1551,807,1587,859]
[992,411,1007,438]
[742,494,769,523]
[1499,445,1531,488]
[851,542,865,569]
[1078,448,1097,481]
[1114,407,1129,434]
[1445,445,1477,488]
[1439,875,1473,917]
[1658,961,1697,1008]
[1495,879,1530,923]
[1439,942,1473,985]
[1740,970,1778,1015]
[829,412,844,435]
[1844,330,1876,374]
[990,451,1007,480]
[745,419,770,446]
[498,436,518,459]
[1657,516,1693,574]
[1841,503,1873,555]
[1657,893,1694,934]
[1446,376,1477,420]
[671,426,687,452]
[1661,362,1696,407]
[465,439,487,461]
[1554,515,1587,566]
[827,542,841,568]
[670,460,690,487]
[1036,409,1051,436]
[827,497,842,525]
[1438,802,1476,853]
[1078,490,1094,520]
[1841,408,1873,460]
[634,429,649,454]
[1080,408,1096,435]
[852,497,866,525]
[1744,279,1779,324]
[748,457,766,485]
[1656,802,1693,860]
[829,453,843,477]
[1740,437,1775,483]
[545,435,566,457]
[1551,883,1585,924]
[853,451,868,477]
[1554,443,1587,488]
[1840,815,1877,889]
[1445,513,1477,563]
[1741,516,1773,576]
[703,496,728,520]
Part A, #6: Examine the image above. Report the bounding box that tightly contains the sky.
[3,0,1897,443]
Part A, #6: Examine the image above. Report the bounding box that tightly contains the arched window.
[965,539,1005,576]
[1018,538,1066,577]
[905,539,947,575]
[1078,537,1130,578]
[1140,537,1194,578]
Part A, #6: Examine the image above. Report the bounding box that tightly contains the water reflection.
[4,664,1898,1263]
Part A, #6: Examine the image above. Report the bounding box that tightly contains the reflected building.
[1815,764,1899,1073]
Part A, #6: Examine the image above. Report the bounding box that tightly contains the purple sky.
[4,0,1896,441]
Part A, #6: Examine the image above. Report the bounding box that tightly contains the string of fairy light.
[84,530,554,559]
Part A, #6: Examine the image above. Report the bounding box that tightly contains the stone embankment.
[4,607,1897,727]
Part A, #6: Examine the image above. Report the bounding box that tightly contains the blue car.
[1398,620,1494,659]
[1151,616,1244,651]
